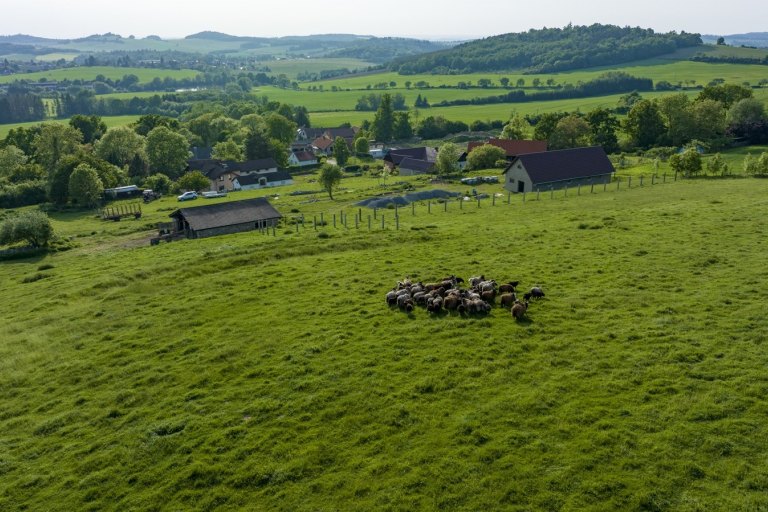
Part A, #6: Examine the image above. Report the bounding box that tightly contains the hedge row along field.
[1,178,768,510]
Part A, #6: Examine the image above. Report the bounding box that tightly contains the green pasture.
[2,176,768,510]
[0,66,200,85]
[265,58,377,78]
[313,58,768,91]
[0,115,141,138]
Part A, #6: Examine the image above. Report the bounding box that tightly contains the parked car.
[177,191,198,201]
[202,190,227,199]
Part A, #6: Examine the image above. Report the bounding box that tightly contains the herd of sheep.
[385,275,545,320]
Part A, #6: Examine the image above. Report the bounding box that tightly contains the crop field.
[1,174,768,511]
[265,58,377,78]
[0,66,200,85]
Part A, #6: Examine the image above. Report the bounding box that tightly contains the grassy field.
[0,66,200,85]
[2,175,768,511]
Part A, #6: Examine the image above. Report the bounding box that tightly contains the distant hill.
[389,24,702,75]
[0,32,452,64]
[702,32,768,48]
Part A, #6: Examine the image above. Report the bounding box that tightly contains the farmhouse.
[187,158,280,192]
[288,151,318,167]
[232,170,293,191]
[169,197,282,239]
[399,157,436,176]
[503,146,615,193]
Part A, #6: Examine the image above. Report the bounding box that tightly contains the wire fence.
[250,172,682,238]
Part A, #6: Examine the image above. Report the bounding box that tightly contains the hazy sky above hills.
[2,0,765,40]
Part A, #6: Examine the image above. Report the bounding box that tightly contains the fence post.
[374,208,377,220]
[663,173,667,184]
[412,202,415,216]
[272,224,276,236]
[507,192,511,204]
[492,194,496,206]
[320,212,324,226]
[295,221,299,233]
[428,201,431,213]
[565,184,568,197]
[603,181,607,192]
[523,191,526,203]
[617,177,620,190]
[355,214,359,229]
[381,214,385,230]
[651,174,655,185]
[578,183,581,196]
[674,171,678,182]
[396,215,399,230]
[550,186,554,199]
[460,198,463,210]
[590,183,594,194]
[640,175,644,187]
[628,176,632,189]
[536,189,540,201]
[477,196,481,208]
[333,214,336,228]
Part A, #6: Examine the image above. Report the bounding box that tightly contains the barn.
[503,146,615,193]
[169,197,282,239]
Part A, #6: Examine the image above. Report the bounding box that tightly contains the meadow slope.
[1,178,768,511]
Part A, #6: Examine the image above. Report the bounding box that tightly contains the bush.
[0,180,48,208]
[0,210,55,248]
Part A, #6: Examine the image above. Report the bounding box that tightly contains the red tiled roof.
[468,138,548,157]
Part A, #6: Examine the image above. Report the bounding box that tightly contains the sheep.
[427,295,443,313]
[443,295,461,311]
[412,291,428,305]
[499,292,517,308]
[385,289,398,306]
[478,280,497,293]
[397,293,414,312]
[498,281,519,294]
[529,286,545,299]
[511,300,529,320]
[480,289,496,303]
[469,275,485,288]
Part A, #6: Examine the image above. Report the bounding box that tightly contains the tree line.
[389,24,702,75]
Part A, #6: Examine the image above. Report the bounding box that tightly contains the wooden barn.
[503,146,615,193]
[169,197,282,239]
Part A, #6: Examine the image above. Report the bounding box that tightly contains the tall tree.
[95,126,146,169]
[549,115,591,149]
[624,100,665,149]
[435,143,460,175]
[69,114,107,144]
[244,128,271,161]
[68,163,104,208]
[332,137,350,166]
[33,124,83,177]
[500,114,529,140]
[657,94,695,146]
[318,163,343,200]
[585,108,619,153]
[212,140,245,162]
[392,111,413,140]
[264,113,297,146]
[145,126,190,179]
[532,112,568,142]
[372,93,394,142]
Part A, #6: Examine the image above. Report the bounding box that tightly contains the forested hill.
[390,24,702,75]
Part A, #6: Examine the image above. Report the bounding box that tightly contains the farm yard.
[2,174,768,510]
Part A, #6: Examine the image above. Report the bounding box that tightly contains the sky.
[1,0,766,40]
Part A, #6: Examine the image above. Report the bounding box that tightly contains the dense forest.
[390,24,702,74]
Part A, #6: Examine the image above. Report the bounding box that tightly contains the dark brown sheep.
[499,292,517,308]
[511,300,528,320]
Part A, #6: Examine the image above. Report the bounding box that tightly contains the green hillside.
[2,176,768,510]
[390,24,703,74]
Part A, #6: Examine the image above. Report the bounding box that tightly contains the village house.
[287,151,318,167]
[187,158,281,192]
[169,197,282,239]
[502,146,615,193]
[232,170,293,191]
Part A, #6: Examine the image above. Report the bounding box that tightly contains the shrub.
[0,210,55,248]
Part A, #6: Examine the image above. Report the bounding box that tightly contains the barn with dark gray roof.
[169,197,282,239]
[502,146,615,193]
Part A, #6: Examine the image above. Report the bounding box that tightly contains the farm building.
[169,197,282,239]
[399,157,436,176]
[503,146,615,193]
[288,151,318,167]
[384,147,438,172]
[187,158,280,192]
[232,170,293,191]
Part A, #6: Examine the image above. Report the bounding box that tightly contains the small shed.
[169,197,282,239]
[503,146,615,193]
[399,157,436,176]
